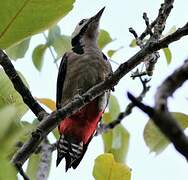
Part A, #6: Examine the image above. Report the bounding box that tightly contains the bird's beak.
[91,7,105,22]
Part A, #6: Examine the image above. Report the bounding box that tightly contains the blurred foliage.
[32,26,120,71]
[47,25,72,59]
[0,69,29,118]
[0,69,33,179]
[0,105,35,180]
[26,154,41,180]
[0,154,17,180]
[5,38,31,60]
[98,29,113,49]
[93,153,131,180]
[32,44,48,71]
[144,112,188,154]
[0,0,75,49]
[102,95,130,163]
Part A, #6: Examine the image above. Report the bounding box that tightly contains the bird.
[56,7,112,171]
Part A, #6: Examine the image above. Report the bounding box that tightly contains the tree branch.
[36,139,53,180]
[0,0,186,176]
[11,20,188,168]
[0,50,47,121]
[128,60,188,160]
[95,76,150,135]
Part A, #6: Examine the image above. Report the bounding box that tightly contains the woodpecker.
[56,7,112,171]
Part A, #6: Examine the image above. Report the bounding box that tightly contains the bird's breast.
[61,53,109,106]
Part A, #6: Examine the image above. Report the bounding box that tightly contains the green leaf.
[5,38,31,60]
[1,120,35,155]
[173,112,188,128]
[52,35,71,59]
[102,95,130,163]
[52,128,59,140]
[0,69,29,118]
[129,39,137,48]
[163,48,172,64]
[93,153,131,180]
[109,95,120,121]
[32,44,47,71]
[47,25,72,59]
[107,50,116,58]
[0,105,17,140]
[26,154,40,180]
[0,155,17,180]
[47,25,61,45]
[98,30,113,49]
[0,0,75,49]
[144,112,188,154]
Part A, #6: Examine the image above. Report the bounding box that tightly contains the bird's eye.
[79,19,86,26]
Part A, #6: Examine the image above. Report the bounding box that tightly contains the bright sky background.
[16,0,188,180]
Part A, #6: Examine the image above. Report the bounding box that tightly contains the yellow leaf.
[93,153,131,180]
[37,98,56,111]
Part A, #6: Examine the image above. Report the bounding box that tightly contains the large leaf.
[5,38,31,60]
[0,105,17,140]
[144,112,188,154]
[32,44,48,71]
[0,69,29,118]
[93,153,131,180]
[98,29,113,49]
[0,155,17,180]
[1,120,35,156]
[0,0,75,49]
[102,95,130,163]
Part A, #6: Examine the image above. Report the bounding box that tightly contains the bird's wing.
[56,53,68,109]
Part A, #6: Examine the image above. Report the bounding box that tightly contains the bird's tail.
[56,134,86,171]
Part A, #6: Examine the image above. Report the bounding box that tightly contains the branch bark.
[0,0,186,175]
[95,76,150,135]
[128,60,188,160]
[10,21,188,168]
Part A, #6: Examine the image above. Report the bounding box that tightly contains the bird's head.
[71,7,105,54]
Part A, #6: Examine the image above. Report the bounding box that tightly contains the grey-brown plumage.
[56,7,112,170]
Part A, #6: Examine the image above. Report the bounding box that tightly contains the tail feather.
[56,134,84,171]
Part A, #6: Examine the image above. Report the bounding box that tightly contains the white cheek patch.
[71,20,89,39]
